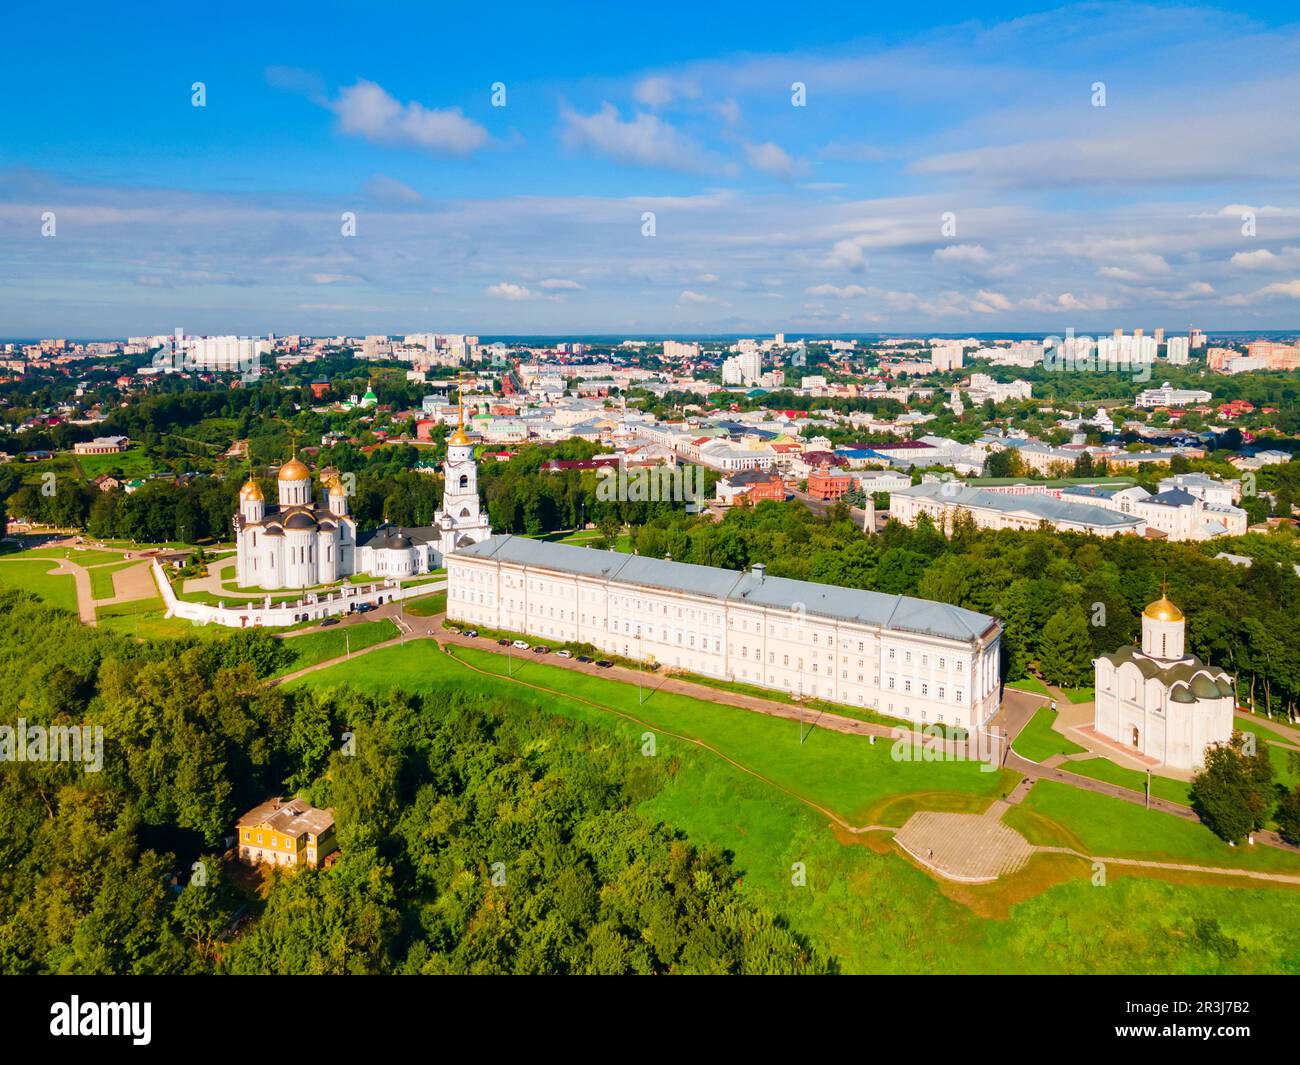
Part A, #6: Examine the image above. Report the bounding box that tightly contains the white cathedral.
[1093,586,1235,770]
[234,416,492,590]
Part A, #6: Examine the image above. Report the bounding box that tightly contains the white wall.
[153,561,442,628]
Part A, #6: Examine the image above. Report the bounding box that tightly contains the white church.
[1093,586,1236,770]
[234,412,492,590]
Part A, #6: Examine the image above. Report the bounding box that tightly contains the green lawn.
[292,639,1011,826]
[1007,676,1091,704]
[404,591,446,617]
[88,560,140,600]
[6,546,127,566]
[1064,756,1194,806]
[1011,706,1088,762]
[74,447,156,479]
[0,559,80,613]
[271,618,400,676]
[1005,780,1300,874]
[95,596,226,640]
[285,637,1300,973]
[175,585,306,607]
[549,529,633,552]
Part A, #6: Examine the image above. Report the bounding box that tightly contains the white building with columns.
[1093,590,1235,770]
[447,536,1003,731]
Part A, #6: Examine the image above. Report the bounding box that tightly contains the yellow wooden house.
[236,797,337,869]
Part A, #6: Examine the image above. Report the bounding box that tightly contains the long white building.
[447,536,1003,731]
[892,482,1146,537]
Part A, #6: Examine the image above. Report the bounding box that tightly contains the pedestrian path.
[894,803,1034,882]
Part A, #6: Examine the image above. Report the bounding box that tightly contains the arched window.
[459,474,469,489]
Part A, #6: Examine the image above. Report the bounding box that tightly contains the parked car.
[512,640,530,650]
[595,660,613,669]
[356,603,374,613]
[497,638,510,646]
[576,655,593,663]
[465,630,478,638]
[532,645,550,654]
[556,650,573,659]
[319,617,339,627]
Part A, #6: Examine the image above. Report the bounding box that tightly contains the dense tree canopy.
[0,591,825,975]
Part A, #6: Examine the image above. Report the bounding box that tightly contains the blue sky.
[4,1,1300,336]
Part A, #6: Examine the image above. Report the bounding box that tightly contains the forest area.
[0,590,824,975]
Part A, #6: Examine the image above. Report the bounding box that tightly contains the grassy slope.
[0,560,80,613]
[292,641,1009,825]
[1065,757,1194,806]
[271,619,399,676]
[1006,780,1300,874]
[88,560,140,600]
[289,638,1300,974]
[95,595,227,640]
[1012,706,1088,762]
[404,591,447,617]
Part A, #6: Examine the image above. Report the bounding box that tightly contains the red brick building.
[807,465,853,502]
[718,469,786,506]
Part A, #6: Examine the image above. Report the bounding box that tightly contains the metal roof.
[896,482,1142,527]
[454,534,997,643]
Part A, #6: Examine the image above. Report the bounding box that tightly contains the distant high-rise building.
[931,343,964,371]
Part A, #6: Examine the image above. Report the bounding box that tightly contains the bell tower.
[433,372,492,556]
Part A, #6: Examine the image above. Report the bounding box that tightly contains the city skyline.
[5,1,1300,336]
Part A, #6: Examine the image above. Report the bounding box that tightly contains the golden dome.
[448,427,472,446]
[327,476,345,497]
[1143,596,1184,623]
[277,457,310,481]
[239,478,264,501]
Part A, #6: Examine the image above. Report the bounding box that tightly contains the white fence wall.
[152,560,442,629]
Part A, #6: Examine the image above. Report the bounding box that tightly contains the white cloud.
[933,244,990,264]
[806,283,868,298]
[363,174,422,205]
[1230,249,1278,269]
[486,282,537,301]
[971,289,1012,312]
[1255,279,1300,299]
[331,80,488,155]
[827,238,868,271]
[538,277,582,290]
[679,289,725,305]
[743,141,807,181]
[633,76,700,109]
[559,103,724,174]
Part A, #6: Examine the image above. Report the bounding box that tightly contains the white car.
[512,640,530,650]
[556,650,573,659]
